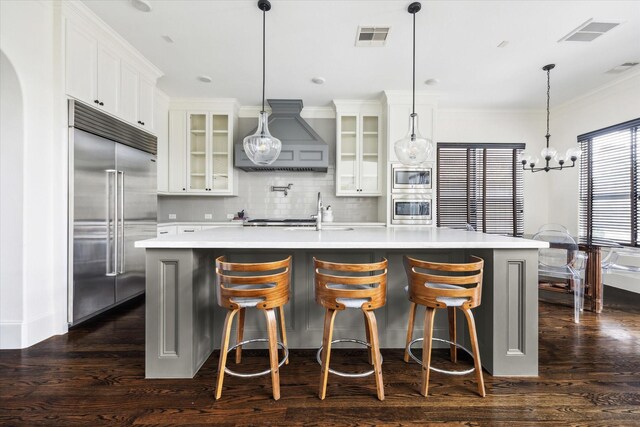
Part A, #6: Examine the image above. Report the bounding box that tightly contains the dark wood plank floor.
[1,287,639,426]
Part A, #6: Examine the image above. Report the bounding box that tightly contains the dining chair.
[602,246,640,277]
[533,224,587,323]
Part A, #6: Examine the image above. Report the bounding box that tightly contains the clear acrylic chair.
[602,246,640,277]
[533,224,587,323]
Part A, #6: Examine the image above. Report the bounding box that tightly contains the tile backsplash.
[158,117,381,223]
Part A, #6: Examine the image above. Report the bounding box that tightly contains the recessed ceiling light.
[197,75,212,83]
[311,77,326,85]
[161,35,174,44]
[424,78,440,86]
[130,0,152,13]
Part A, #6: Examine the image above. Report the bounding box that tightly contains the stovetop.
[243,218,316,227]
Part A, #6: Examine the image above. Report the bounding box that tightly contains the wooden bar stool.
[314,257,387,401]
[403,255,486,397]
[214,255,291,401]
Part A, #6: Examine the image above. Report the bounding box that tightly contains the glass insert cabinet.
[334,101,382,197]
[165,104,237,196]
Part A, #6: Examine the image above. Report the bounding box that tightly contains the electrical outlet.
[204,213,213,220]
[226,213,234,220]
[168,214,176,220]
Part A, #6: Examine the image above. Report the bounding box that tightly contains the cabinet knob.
[94,99,99,104]
[99,101,104,106]
[141,122,145,126]
[182,188,186,191]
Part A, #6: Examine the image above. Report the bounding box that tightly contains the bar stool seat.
[229,283,276,307]
[314,257,388,401]
[404,283,469,307]
[214,256,291,401]
[403,255,486,398]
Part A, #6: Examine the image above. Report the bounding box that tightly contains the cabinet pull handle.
[94,99,99,104]
[99,101,104,106]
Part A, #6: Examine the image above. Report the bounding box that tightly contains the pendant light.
[394,2,433,166]
[243,0,282,165]
[521,64,580,173]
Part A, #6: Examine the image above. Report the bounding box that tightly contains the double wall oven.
[391,164,433,225]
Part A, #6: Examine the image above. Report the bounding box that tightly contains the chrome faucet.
[316,192,323,231]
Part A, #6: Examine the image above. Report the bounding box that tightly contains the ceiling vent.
[355,26,390,47]
[606,62,639,74]
[559,19,621,42]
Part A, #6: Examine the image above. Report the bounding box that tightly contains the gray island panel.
[140,227,542,378]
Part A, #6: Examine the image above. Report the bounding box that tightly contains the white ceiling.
[82,0,640,109]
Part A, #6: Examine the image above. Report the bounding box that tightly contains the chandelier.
[521,64,580,173]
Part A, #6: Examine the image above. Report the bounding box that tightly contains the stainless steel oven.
[391,194,432,225]
[391,164,432,192]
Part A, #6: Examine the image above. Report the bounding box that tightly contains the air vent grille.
[559,19,621,42]
[355,26,390,47]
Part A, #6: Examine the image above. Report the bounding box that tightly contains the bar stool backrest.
[314,258,388,311]
[404,256,484,309]
[215,256,292,310]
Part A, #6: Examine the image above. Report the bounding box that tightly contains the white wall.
[547,71,640,235]
[0,0,66,348]
[0,51,25,347]
[436,109,547,234]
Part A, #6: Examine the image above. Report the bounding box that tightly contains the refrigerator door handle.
[106,169,117,277]
[118,170,125,274]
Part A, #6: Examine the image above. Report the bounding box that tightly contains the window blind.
[578,118,639,246]
[437,143,524,236]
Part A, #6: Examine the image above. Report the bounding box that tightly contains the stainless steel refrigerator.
[68,100,157,325]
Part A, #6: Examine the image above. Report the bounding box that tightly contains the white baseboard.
[604,273,640,295]
[0,312,67,349]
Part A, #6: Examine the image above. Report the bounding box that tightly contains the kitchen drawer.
[157,225,178,237]
[177,225,202,234]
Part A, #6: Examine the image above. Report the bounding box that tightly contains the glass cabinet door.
[209,114,229,191]
[338,115,358,193]
[187,113,207,192]
[359,115,379,194]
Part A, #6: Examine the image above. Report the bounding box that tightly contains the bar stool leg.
[215,308,239,400]
[364,310,385,401]
[235,308,245,364]
[462,308,485,397]
[420,307,436,397]
[277,306,289,365]
[363,311,373,365]
[404,302,418,363]
[319,308,338,400]
[263,308,281,400]
[447,307,457,363]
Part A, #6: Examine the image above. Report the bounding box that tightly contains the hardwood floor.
[1,287,639,426]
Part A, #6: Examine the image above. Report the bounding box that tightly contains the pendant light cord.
[545,67,551,146]
[412,11,416,116]
[262,8,266,113]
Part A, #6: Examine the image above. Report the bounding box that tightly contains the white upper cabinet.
[165,101,238,196]
[334,101,382,197]
[119,62,138,124]
[63,5,163,133]
[96,45,120,116]
[138,76,155,132]
[65,23,97,104]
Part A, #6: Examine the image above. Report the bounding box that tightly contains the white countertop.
[137,226,548,249]
[157,221,386,227]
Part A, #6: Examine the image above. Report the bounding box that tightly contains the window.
[437,143,524,236]
[578,118,639,246]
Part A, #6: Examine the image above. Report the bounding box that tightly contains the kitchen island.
[136,226,547,378]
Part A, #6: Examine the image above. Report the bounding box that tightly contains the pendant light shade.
[243,0,281,166]
[243,111,281,165]
[394,2,433,166]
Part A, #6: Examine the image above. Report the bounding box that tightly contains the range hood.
[235,99,328,172]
